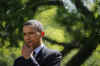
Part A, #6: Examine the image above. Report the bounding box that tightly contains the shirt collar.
[34,44,44,55]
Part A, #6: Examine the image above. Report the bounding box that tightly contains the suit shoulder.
[43,47,62,57]
[14,56,25,63]
[42,48,62,63]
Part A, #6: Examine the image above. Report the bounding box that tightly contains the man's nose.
[25,35,31,40]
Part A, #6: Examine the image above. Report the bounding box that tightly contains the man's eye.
[29,32,35,34]
[24,33,26,35]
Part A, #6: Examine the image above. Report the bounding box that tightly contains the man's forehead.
[23,25,37,31]
[23,25,36,29]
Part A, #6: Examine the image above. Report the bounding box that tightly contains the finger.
[21,44,27,54]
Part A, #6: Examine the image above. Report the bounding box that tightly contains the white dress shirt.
[31,44,44,59]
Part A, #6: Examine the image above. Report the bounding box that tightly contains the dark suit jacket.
[14,47,62,66]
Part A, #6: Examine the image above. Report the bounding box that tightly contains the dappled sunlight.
[61,49,79,66]
[0,0,100,66]
[34,6,72,43]
[34,6,57,26]
[44,40,64,51]
[81,44,100,66]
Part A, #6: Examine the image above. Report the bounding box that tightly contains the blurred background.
[0,0,100,66]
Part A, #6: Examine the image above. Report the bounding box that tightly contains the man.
[14,19,62,66]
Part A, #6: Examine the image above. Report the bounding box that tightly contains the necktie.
[33,51,36,58]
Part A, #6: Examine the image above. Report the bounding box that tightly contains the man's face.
[23,25,42,49]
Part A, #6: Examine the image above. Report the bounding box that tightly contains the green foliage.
[82,45,100,66]
[0,0,100,66]
[0,47,21,66]
[34,6,73,43]
[61,49,79,66]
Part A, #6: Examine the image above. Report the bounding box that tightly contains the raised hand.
[22,44,34,59]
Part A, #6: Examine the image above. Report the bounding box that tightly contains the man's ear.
[41,32,45,37]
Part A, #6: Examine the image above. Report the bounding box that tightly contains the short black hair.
[24,19,44,32]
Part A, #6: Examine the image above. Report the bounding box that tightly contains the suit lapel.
[35,47,45,65]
